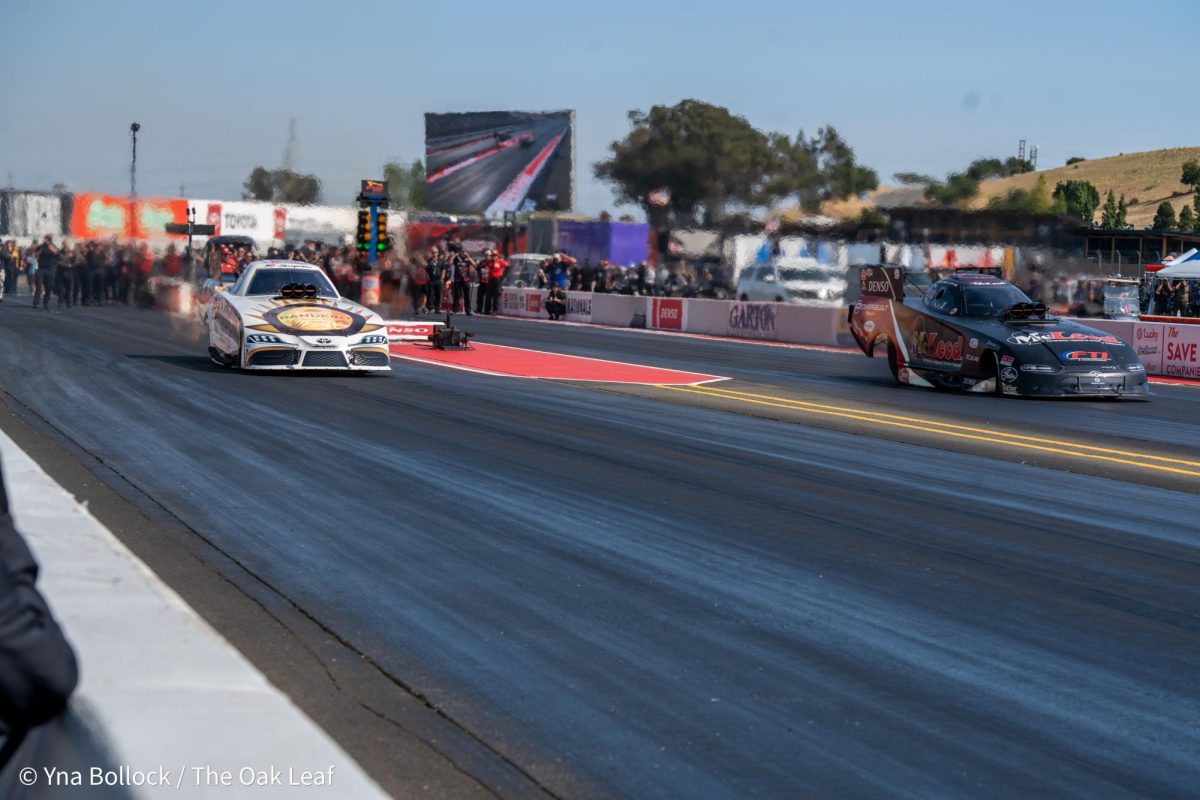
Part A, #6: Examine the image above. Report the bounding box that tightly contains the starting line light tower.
[357,179,390,264]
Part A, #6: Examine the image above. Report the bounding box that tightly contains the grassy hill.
[817,147,1200,227]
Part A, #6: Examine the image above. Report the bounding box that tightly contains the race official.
[481,250,508,315]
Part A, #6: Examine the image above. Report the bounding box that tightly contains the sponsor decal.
[729,303,777,336]
[314,337,333,347]
[652,298,685,331]
[566,296,592,317]
[1008,330,1120,346]
[916,331,963,362]
[1000,366,1019,383]
[855,300,889,313]
[501,291,524,313]
[263,304,365,336]
[1000,355,1015,366]
[1163,324,1200,378]
[968,338,979,349]
[897,367,911,383]
[526,293,543,314]
[964,353,979,362]
[864,320,876,333]
[1062,350,1109,362]
[1135,326,1158,341]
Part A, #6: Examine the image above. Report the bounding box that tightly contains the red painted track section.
[390,342,726,385]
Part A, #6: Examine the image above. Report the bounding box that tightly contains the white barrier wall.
[499,286,1200,378]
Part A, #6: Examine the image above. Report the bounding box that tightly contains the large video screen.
[425,110,574,214]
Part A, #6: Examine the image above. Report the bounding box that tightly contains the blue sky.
[1,0,1196,215]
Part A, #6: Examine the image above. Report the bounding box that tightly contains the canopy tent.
[1155,249,1200,278]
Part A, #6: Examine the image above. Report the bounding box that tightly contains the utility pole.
[130,122,141,200]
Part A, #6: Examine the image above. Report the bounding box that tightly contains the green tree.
[595,100,777,225]
[1066,156,1086,165]
[1051,180,1100,222]
[988,174,1053,214]
[1179,204,1196,231]
[1152,201,1177,231]
[241,167,322,204]
[1100,190,1119,228]
[895,154,1033,209]
[1180,160,1200,191]
[382,159,427,210]
[1116,194,1128,228]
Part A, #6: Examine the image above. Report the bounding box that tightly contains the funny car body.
[199,260,391,372]
[848,266,1147,397]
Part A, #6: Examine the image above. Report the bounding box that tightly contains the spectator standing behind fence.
[449,247,475,315]
[480,249,508,315]
[33,236,57,310]
[427,246,447,314]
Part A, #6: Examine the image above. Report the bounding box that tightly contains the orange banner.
[70,194,190,239]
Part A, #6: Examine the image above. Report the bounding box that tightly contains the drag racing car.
[201,260,391,372]
[848,267,1148,397]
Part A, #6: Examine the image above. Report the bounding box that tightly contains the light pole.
[129,122,140,200]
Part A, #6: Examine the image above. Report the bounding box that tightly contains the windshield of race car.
[963,282,1032,317]
[244,269,338,298]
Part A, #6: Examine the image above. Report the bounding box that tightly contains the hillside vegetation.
[819,147,1200,228]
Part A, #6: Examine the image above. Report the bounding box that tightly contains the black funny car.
[848,267,1149,397]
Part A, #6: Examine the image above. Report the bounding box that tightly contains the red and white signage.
[1161,323,1200,379]
[651,298,686,331]
[206,203,222,236]
[386,322,444,342]
[526,293,543,314]
[273,207,287,241]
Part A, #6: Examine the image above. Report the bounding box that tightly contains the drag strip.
[1,305,1198,798]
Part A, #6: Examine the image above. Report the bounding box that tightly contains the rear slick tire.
[886,340,902,384]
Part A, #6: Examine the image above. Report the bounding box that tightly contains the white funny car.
[201,260,391,372]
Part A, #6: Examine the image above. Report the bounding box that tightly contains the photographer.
[545,284,567,321]
[448,247,476,314]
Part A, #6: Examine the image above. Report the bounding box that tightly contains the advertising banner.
[70,193,133,238]
[1132,322,1163,371]
[425,110,575,213]
[1160,322,1200,379]
[1,192,64,238]
[651,297,686,331]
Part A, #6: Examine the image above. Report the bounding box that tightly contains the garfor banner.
[70,194,189,239]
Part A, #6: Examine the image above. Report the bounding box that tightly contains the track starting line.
[389,341,726,385]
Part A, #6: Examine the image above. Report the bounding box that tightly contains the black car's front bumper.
[1010,369,1150,397]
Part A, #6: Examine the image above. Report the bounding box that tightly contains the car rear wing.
[859,266,906,301]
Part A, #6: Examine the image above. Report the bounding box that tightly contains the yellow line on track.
[658,384,1200,478]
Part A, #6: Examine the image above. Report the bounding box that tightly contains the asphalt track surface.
[1,302,1199,799]
[426,119,568,211]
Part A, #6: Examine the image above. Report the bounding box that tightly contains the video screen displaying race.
[424,110,574,214]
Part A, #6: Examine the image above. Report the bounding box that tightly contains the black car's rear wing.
[859,266,906,301]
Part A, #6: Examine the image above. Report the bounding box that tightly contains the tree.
[987,174,1052,214]
[382,159,426,210]
[1051,180,1100,222]
[1180,160,1200,192]
[1152,201,1177,231]
[595,100,777,226]
[762,126,877,212]
[1179,204,1196,231]
[1066,156,1086,166]
[1116,194,1128,228]
[1100,190,1119,228]
[594,101,877,225]
[241,167,322,204]
[895,154,1034,209]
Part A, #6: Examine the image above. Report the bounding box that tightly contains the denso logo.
[653,299,684,330]
[866,280,891,295]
